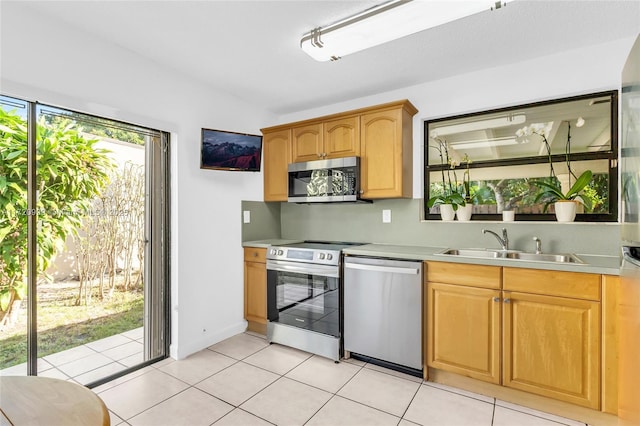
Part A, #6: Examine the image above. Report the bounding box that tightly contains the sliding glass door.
[0,96,30,375]
[0,95,169,386]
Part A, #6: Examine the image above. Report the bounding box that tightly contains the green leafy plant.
[427,191,465,211]
[427,139,466,211]
[0,107,115,324]
[533,170,593,212]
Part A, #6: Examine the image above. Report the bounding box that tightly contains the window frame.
[423,90,619,222]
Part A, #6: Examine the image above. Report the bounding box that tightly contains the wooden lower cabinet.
[618,270,640,424]
[502,291,600,409]
[425,262,612,412]
[244,248,267,333]
[427,282,501,384]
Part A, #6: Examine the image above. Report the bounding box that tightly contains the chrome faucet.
[482,228,509,251]
[533,236,542,254]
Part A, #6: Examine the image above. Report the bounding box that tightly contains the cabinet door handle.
[504,298,511,304]
[493,297,500,302]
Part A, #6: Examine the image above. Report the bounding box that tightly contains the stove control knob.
[270,249,276,255]
[319,253,326,260]
[277,249,284,256]
[326,254,333,260]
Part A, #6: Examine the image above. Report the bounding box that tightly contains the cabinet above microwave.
[261,99,418,202]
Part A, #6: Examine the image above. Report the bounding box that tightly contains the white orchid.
[515,122,556,178]
[515,122,553,140]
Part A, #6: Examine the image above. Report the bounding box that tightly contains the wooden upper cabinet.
[323,116,360,159]
[262,100,417,200]
[360,102,416,199]
[292,123,323,163]
[262,129,291,202]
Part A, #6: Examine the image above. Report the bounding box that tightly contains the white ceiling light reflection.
[449,137,521,150]
[430,114,526,138]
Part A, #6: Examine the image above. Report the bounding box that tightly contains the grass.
[0,282,144,369]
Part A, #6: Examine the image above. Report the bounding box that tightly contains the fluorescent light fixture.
[431,114,526,138]
[450,137,519,150]
[301,0,511,62]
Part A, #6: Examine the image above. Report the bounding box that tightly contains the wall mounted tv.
[200,128,263,171]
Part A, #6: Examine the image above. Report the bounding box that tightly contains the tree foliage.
[74,162,145,305]
[0,107,115,322]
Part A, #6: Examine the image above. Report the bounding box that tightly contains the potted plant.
[427,192,465,220]
[456,154,474,221]
[427,139,465,220]
[533,170,593,222]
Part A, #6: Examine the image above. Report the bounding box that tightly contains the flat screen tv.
[200,128,263,171]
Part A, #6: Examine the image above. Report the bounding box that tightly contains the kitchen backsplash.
[241,200,281,242]
[243,199,621,257]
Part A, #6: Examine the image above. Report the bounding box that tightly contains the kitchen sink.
[438,249,506,259]
[503,252,584,263]
[437,248,585,264]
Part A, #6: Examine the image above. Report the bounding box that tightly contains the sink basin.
[438,249,505,259]
[504,252,584,264]
[437,248,585,264]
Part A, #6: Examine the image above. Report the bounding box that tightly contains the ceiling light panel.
[301,0,508,62]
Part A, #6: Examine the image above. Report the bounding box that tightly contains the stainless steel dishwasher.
[343,256,422,372]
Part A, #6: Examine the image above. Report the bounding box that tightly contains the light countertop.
[242,239,302,248]
[343,244,621,275]
[242,240,621,275]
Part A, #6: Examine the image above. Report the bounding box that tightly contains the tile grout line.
[210,407,276,426]
[398,378,423,422]
[297,359,369,425]
[491,399,496,426]
[422,381,496,405]
[120,385,195,422]
[496,405,583,426]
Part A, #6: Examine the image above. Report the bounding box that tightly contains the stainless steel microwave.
[288,157,361,203]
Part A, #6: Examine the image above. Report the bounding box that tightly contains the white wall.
[278,37,638,199]
[1,5,276,359]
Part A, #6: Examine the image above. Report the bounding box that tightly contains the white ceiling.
[6,0,640,115]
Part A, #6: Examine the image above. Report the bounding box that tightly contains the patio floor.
[0,327,144,385]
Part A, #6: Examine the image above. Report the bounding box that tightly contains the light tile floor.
[90,332,589,426]
[0,327,144,385]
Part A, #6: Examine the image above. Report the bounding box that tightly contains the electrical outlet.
[382,209,391,223]
[243,210,251,224]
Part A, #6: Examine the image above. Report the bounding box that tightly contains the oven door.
[266,259,340,337]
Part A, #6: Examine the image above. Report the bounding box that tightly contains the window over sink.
[423,91,618,221]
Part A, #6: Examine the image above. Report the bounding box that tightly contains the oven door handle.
[266,260,340,278]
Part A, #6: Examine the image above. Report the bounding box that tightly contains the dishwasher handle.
[344,262,420,275]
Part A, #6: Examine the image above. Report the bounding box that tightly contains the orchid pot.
[456,204,473,221]
[439,204,456,221]
[554,200,578,222]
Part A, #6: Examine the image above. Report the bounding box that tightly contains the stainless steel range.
[266,241,360,361]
